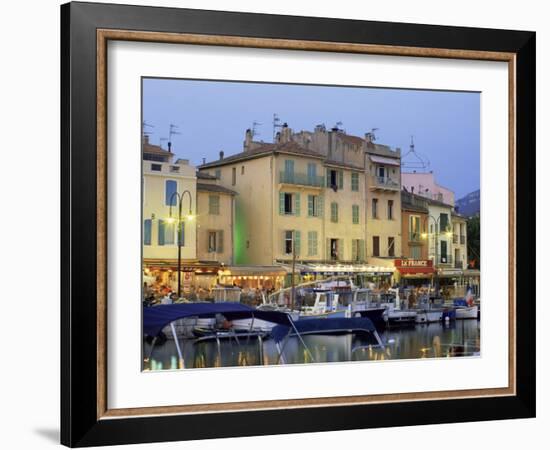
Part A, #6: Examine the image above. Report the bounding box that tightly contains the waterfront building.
[401,171,455,206]
[292,125,401,285]
[142,136,236,293]
[401,191,429,260]
[199,124,399,285]
[451,212,468,271]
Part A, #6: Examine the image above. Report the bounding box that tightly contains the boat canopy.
[270,317,376,343]
[143,302,293,337]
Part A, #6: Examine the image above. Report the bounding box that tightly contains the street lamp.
[167,190,194,298]
[421,214,452,298]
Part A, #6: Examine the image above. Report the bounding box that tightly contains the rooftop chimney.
[219,150,224,160]
[202,157,206,165]
[168,141,172,153]
[279,123,292,143]
[244,128,253,151]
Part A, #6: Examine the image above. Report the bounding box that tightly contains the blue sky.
[143,78,480,199]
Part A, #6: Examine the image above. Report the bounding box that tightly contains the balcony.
[370,175,400,192]
[279,171,324,188]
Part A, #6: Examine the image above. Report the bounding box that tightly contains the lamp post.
[166,190,194,298]
[421,214,452,298]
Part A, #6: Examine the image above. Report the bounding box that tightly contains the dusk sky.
[143,78,480,199]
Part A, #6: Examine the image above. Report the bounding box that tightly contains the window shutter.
[326,238,331,259]
[178,222,185,246]
[326,168,330,187]
[158,220,165,246]
[217,230,224,253]
[317,196,324,217]
[308,195,313,216]
[338,238,344,260]
[279,192,285,215]
[338,170,344,189]
[294,193,300,216]
[352,239,358,261]
[144,219,152,246]
[359,239,365,261]
[165,180,177,206]
[294,231,301,256]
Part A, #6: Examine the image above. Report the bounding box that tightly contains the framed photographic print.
[61,1,536,447]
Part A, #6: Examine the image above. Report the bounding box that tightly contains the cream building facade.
[451,212,468,270]
[199,124,402,275]
[142,137,197,265]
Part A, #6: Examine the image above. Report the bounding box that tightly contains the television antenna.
[251,120,262,138]
[168,124,181,152]
[273,113,283,142]
[142,121,154,137]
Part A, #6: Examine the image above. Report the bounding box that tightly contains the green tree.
[466,215,480,269]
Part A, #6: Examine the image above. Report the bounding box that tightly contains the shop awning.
[397,266,435,275]
[282,263,394,275]
[220,266,288,277]
[369,155,401,166]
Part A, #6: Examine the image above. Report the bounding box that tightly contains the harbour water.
[143,319,480,370]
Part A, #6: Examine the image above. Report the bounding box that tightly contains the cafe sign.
[394,259,433,268]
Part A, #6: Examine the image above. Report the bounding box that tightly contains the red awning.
[397,267,435,275]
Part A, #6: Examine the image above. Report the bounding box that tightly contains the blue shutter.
[158,220,165,246]
[143,219,152,245]
[165,180,177,206]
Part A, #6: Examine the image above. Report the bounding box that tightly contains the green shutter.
[338,170,344,189]
[158,220,165,246]
[326,168,330,187]
[217,230,224,253]
[359,239,365,261]
[279,192,285,215]
[338,239,344,260]
[307,194,313,217]
[352,239,358,261]
[294,193,300,216]
[317,196,324,217]
[326,238,331,259]
[294,230,301,256]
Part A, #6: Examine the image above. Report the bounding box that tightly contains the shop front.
[143,259,221,300]
[217,266,287,292]
[394,259,435,288]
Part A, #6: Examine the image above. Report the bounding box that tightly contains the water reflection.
[143,320,480,370]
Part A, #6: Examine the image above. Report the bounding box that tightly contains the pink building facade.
[401,172,455,206]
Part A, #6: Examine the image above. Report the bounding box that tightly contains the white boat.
[415,309,443,323]
[455,305,478,319]
[454,288,479,320]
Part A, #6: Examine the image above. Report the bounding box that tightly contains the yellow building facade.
[199,125,401,273]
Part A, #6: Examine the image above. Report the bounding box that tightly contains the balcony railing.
[455,260,464,269]
[460,235,466,245]
[371,176,400,190]
[279,171,324,188]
